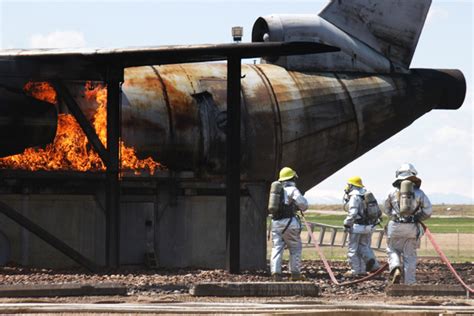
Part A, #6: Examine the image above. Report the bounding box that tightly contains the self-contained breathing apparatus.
[268,181,297,220]
[343,187,381,226]
[391,177,425,242]
[394,179,420,223]
[363,192,382,225]
[399,180,415,217]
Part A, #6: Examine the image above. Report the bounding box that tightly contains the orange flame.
[23,81,58,105]
[0,81,163,175]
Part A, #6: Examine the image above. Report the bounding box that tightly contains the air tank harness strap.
[300,211,388,286]
[280,216,293,235]
[420,222,473,295]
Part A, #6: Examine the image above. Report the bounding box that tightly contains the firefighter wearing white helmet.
[383,163,432,284]
[342,176,381,277]
[269,167,308,281]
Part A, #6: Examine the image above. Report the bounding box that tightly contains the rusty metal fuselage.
[121,63,466,191]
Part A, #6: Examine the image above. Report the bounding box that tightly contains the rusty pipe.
[120,64,466,191]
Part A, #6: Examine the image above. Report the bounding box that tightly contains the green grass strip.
[272,214,474,234]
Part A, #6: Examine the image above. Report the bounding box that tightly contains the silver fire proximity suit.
[384,186,432,284]
[344,187,380,275]
[270,181,308,275]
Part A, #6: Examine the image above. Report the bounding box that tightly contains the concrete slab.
[1,302,472,315]
[0,283,127,297]
[386,284,468,297]
[190,282,319,297]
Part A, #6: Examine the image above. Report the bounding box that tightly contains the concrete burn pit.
[0,261,471,303]
[0,78,269,271]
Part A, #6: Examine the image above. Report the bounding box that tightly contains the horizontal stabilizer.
[319,0,431,69]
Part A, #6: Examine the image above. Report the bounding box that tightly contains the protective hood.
[349,186,367,196]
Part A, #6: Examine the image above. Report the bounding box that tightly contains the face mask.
[342,185,351,204]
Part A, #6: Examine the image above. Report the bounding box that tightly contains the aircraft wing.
[0,42,339,81]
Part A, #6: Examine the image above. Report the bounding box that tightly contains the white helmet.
[395,163,418,179]
[393,163,421,188]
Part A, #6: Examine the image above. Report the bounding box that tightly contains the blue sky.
[0,0,472,204]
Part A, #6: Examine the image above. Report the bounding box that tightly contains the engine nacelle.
[252,14,393,73]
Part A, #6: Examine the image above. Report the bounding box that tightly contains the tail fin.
[319,0,431,69]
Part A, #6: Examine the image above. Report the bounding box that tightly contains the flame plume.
[0,81,163,175]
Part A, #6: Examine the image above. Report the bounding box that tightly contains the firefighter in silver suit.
[384,163,432,284]
[270,167,308,281]
[343,176,381,277]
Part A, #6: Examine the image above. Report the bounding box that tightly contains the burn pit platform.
[0,169,268,271]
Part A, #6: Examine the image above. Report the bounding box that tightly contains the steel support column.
[226,56,241,273]
[105,68,123,268]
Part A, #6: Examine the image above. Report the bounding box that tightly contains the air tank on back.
[121,63,465,192]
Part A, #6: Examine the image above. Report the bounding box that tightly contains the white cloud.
[30,31,87,49]
[432,125,472,146]
[426,6,450,25]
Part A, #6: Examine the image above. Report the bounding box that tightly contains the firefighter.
[270,167,308,281]
[343,176,381,277]
[384,163,432,284]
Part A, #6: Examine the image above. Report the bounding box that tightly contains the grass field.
[267,206,474,262]
[268,230,474,262]
[300,214,474,233]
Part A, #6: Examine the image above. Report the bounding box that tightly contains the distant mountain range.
[307,192,473,205]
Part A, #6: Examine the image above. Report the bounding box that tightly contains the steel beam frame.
[105,68,123,268]
[0,200,98,271]
[0,42,333,271]
[50,75,123,269]
[225,56,241,273]
[52,81,109,164]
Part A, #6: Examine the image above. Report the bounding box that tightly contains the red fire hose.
[301,214,473,292]
[301,214,388,286]
[421,222,473,294]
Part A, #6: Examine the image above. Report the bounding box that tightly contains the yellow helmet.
[347,176,364,188]
[278,167,298,181]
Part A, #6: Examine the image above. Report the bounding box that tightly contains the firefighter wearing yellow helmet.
[383,163,432,284]
[269,167,308,281]
[343,176,381,277]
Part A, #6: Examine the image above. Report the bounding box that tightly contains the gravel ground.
[0,259,472,305]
